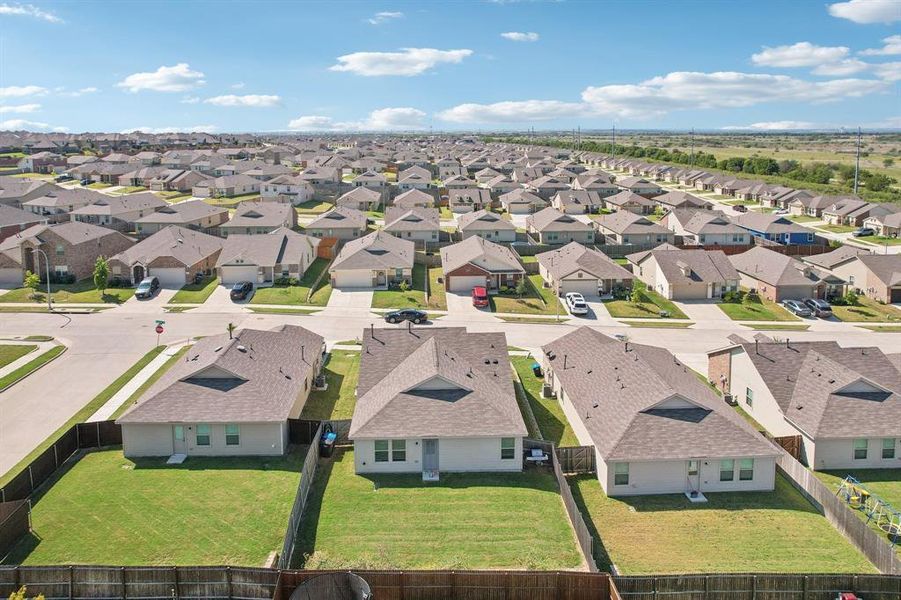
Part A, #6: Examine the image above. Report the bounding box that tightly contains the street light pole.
[33,248,52,311]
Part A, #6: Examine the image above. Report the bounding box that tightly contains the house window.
[739,458,754,481]
[225,424,240,446]
[614,462,629,486]
[745,387,753,408]
[196,424,211,446]
[395,268,403,279]
[374,440,389,462]
[854,439,868,460]
[720,459,735,481]
[391,440,406,462]
[55,244,64,256]
[501,437,515,460]
[883,439,896,460]
[807,233,814,242]
[54,266,68,275]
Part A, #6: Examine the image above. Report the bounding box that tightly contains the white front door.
[687,459,700,492]
[423,439,439,472]
[173,425,187,455]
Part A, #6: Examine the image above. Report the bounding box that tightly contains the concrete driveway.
[196,284,246,312]
[326,288,374,310]
[445,291,496,319]
[122,288,177,313]
[672,300,732,328]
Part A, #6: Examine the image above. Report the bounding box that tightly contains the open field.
[568,474,876,574]
[299,350,360,420]
[295,449,583,570]
[4,448,304,566]
[250,258,332,306]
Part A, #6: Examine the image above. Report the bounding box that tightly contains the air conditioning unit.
[541,384,556,399]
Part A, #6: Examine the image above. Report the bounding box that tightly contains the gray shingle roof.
[383,207,439,232]
[216,227,318,267]
[526,207,593,233]
[730,246,842,287]
[222,201,294,229]
[134,200,227,224]
[440,235,525,274]
[112,225,223,267]
[331,230,414,271]
[536,241,633,281]
[456,209,516,232]
[306,206,367,230]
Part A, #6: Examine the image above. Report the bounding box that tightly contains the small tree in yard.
[24,270,40,299]
[515,276,528,298]
[630,286,644,304]
[93,256,109,293]
[399,279,411,292]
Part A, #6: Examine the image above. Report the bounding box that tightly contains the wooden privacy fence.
[278,422,323,570]
[614,573,901,600]
[287,419,351,446]
[0,420,121,503]
[0,501,29,561]
[557,446,597,474]
[776,453,901,575]
[765,433,802,461]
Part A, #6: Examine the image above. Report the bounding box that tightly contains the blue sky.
[0,0,899,133]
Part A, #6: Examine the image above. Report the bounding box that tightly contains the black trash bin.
[319,422,336,457]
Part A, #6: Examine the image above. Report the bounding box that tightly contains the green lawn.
[0,344,37,368]
[622,320,694,328]
[856,235,901,246]
[0,280,134,304]
[512,355,578,447]
[300,350,360,420]
[295,201,332,215]
[427,266,447,310]
[250,258,332,306]
[815,469,901,554]
[489,275,562,315]
[568,474,875,574]
[789,214,821,223]
[497,316,569,324]
[4,448,303,566]
[860,325,901,332]
[110,346,192,420]
[717,298,800,322]
[0,345,64,391]
[439,206,453,219]
[519,255,538,264]
[602,282,688,319]
[112,185,147,194]
[246,307,322,315]
[372,263,428,309]
[170,276,219,303]
[748,324,811,331]
[816,224,856,234]
[296,449,582,570]
[831,296,901,322]
[86,182,112,189]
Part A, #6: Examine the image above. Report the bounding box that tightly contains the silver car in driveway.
[782,299,813,317]
[803,298,833,318]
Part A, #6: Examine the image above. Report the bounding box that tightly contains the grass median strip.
[621,320,694,328]
[0,344,37,368]
[0,344,65,392]
[247,307,322,315]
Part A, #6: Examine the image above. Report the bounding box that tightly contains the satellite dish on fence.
[290,572,372,600]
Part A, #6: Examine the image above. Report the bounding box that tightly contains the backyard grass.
[717,298,800,322]
[621,320,694,328]
[815,469,901,553]
[250,258,332,306]
[0,345,65,391]
[4,448,304,566]
[0,344,37,368]
[512,355,578,447]
[489,275,562,315]
[602,282,688,319]
[519,255,538,264]
[371,263,428,309]
[295,449,582,570]
[0,280,134,304]
[568,473,876,574]
[109,346,192,420]
[427,266,447,310]
[170,276,219,303]
[831,296,901,322]
[299,351,360,420]
[295,200,332,215]
[439,206,453,219]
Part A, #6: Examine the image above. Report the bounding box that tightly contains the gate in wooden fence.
[771,434,802,461]
[557,446,596,474]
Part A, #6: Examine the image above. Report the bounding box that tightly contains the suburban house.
[524,175,570,199]
[350,327,526,477]
[397,167,432,190]
[708,335,900,471]
[382,207,440,244]
[148,169,209,193]
[804,251,901,304]
[662,209,750,246]
[789,195,842,219]
[392,189,435,209]
[484,175,521,197]
[456,209,517,242]
[0,205,48,243]
[551,190,603,214]
[336,187,381,212]
[594,212,675,245]
[329,230,414,288]
[536,241,633,297]
[544,327,778,496]
[863,212,901,238]
[0,176,56,208]
[118,325,325,458]
[304,206,368,241]
[69,192,166,233]
[732,213,817,245]
[498,189,546,214]
[730,246,845,302]
[604,191,657,215]
[109,225,223,287]
[615,176,663,198]
[117,166,167,188]
[133,200,229,236]
[448,188,492,213]
[351,170,387,189]
[627,245,740,300]
[526,207,595,245]
[821,198,882,227]
[260,175,315,205]
[654,191,711,211]
[440,235,525,293]
[216,227,319,286]
[219,201,298,237]
[0,221,134,286]
[192,174,260,198]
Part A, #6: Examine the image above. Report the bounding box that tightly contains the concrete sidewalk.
[0,340,57,380]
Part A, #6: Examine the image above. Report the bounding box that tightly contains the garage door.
[448,274,487,293]
[149,267,187,288]
[559,278,598,296]
[672,284,709,300]
[220,265,259,286]
[0,268,23,286]
[334,269,373,288]
[891,287,901,303]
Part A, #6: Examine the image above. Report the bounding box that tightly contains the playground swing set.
[836,475,901,547]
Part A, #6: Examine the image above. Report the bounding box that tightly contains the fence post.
[802,575,808,600]
[226,566,232,599]
[121,566,127,599]
[68,565,74,600]
[96,421,101,448]
[27,465,34,496]
[53,442,59,470]
[173,567,180,600]
[751,574,757,600]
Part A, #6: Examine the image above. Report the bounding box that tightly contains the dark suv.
[230,281,254,301]
[135,276,159,299]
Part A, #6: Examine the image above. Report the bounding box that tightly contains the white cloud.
[500,31,539,42]
[121,125,217,134]
[752,42,849,67]
[204,94,281,107]
[0,85,47,98]
[438,100,589,123]
[723,121,819,131]
[828,0,900,24]
[288,107,426,131]
[0,118,67,132]
[860,35,901,56]
[0,3,62,23]
[59,86,98,97]
[231,82,245,89]
[812,58,870,75]
[872,61,901,81]
[329,48,472,76]
[368,11,403,25]
[0,103,40,114]
[181,96,201,104]
[116,63,206,93]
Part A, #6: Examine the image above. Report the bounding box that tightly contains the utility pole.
[853,126,861,195]
[612,125,616,163]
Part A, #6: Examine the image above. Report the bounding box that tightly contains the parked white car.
[564,292,589,316]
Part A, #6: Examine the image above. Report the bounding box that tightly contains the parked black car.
[803,298,833,318]
[384,308,427,324]
[134,276,159,299]
[80,178,92,186]
[55,174,73,183]
[230,281,254,301]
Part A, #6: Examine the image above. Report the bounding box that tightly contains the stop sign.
[155,325,164,334]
